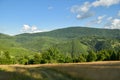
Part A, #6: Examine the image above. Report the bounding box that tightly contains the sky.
[0,0,120,35]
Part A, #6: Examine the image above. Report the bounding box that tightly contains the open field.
[0,61,120,80]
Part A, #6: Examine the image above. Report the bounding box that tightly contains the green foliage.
[18,27,120,38]
[87,51,97,62]
[13,27,120,53]
[64,54,73,63]
[97,52,106,61]
[18,56,28,64]
[0,51,15,64]
[110,50,119,60]
[70,39,88,58]
[103,50,110,60]
[41,47,61,63]
[33,53,42,64]
[78,54,87,62]
[95,41,112,51]
[0,27,120,64]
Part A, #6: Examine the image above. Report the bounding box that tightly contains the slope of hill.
[16,27,120,39]
[0,27,120,56]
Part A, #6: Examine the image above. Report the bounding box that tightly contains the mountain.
[0,27,120,56]
[16,27,120,39]
[0,33,12,39]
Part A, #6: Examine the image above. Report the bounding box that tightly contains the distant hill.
[16,27,120,39]
[0,27,120,56]
[0,33,12,39]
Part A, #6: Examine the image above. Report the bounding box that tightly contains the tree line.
[0,47,120,65]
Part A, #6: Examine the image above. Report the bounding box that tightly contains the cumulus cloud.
[111,19,120,29]
[76,12,94,19]
[22,24,31,31]
[31,26,37,31]
[81,2,91,12]
[70,0,120,20]
[21,24,43,33]
[104,10,120,29]
[97,15,106,23]
[104,18,120,29]
[92,0,120,7]
[70,2,93,19]
[86,15,106,26]
[71,2,91,13]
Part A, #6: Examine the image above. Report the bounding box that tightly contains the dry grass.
[0,61,120,80]
[0,65,45,80]
[47,61,120,80]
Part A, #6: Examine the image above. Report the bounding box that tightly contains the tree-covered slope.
[16,27,120,39]
[0,27,120,56]
[0,34,33,56]
[0,27,120,64]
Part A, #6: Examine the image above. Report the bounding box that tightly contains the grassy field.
[0,61,120,80]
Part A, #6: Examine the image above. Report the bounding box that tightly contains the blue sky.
[0,0,120,35]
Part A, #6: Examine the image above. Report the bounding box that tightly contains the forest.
[0,27,120,64]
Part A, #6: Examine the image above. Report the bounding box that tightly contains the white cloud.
[70,5,79,13]
[80,2,91,13]
[92,0,120,7]
[104,11,120,29]
[104,18,120,29]
[76,12,94,19]
[22,24,31,31]
[32,30,43,33]
[70,0,120,20]
[97,15,106,24]
[31,26,37,31]
[98,15,104,20]
[111,19,120,29]
[87,15,105,26]
[21,24,44,33]
[88,15,105,25]
[71,0,120,14]
[71,2,91,13]
[70,2,93,19]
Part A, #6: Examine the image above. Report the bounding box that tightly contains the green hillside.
[0,27,120,64]
[0,27,120,56]
[16,27,120,39]
[0,34,33,56]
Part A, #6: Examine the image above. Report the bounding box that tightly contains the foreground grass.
[0,65,73,80]
[47,61,120,80]
[0,61,120,80]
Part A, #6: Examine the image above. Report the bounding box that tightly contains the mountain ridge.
[15,27,120,39]
[0,27,120,56]
[1,27,120,37]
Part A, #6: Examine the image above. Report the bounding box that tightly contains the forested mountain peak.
[16,27,120,39]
